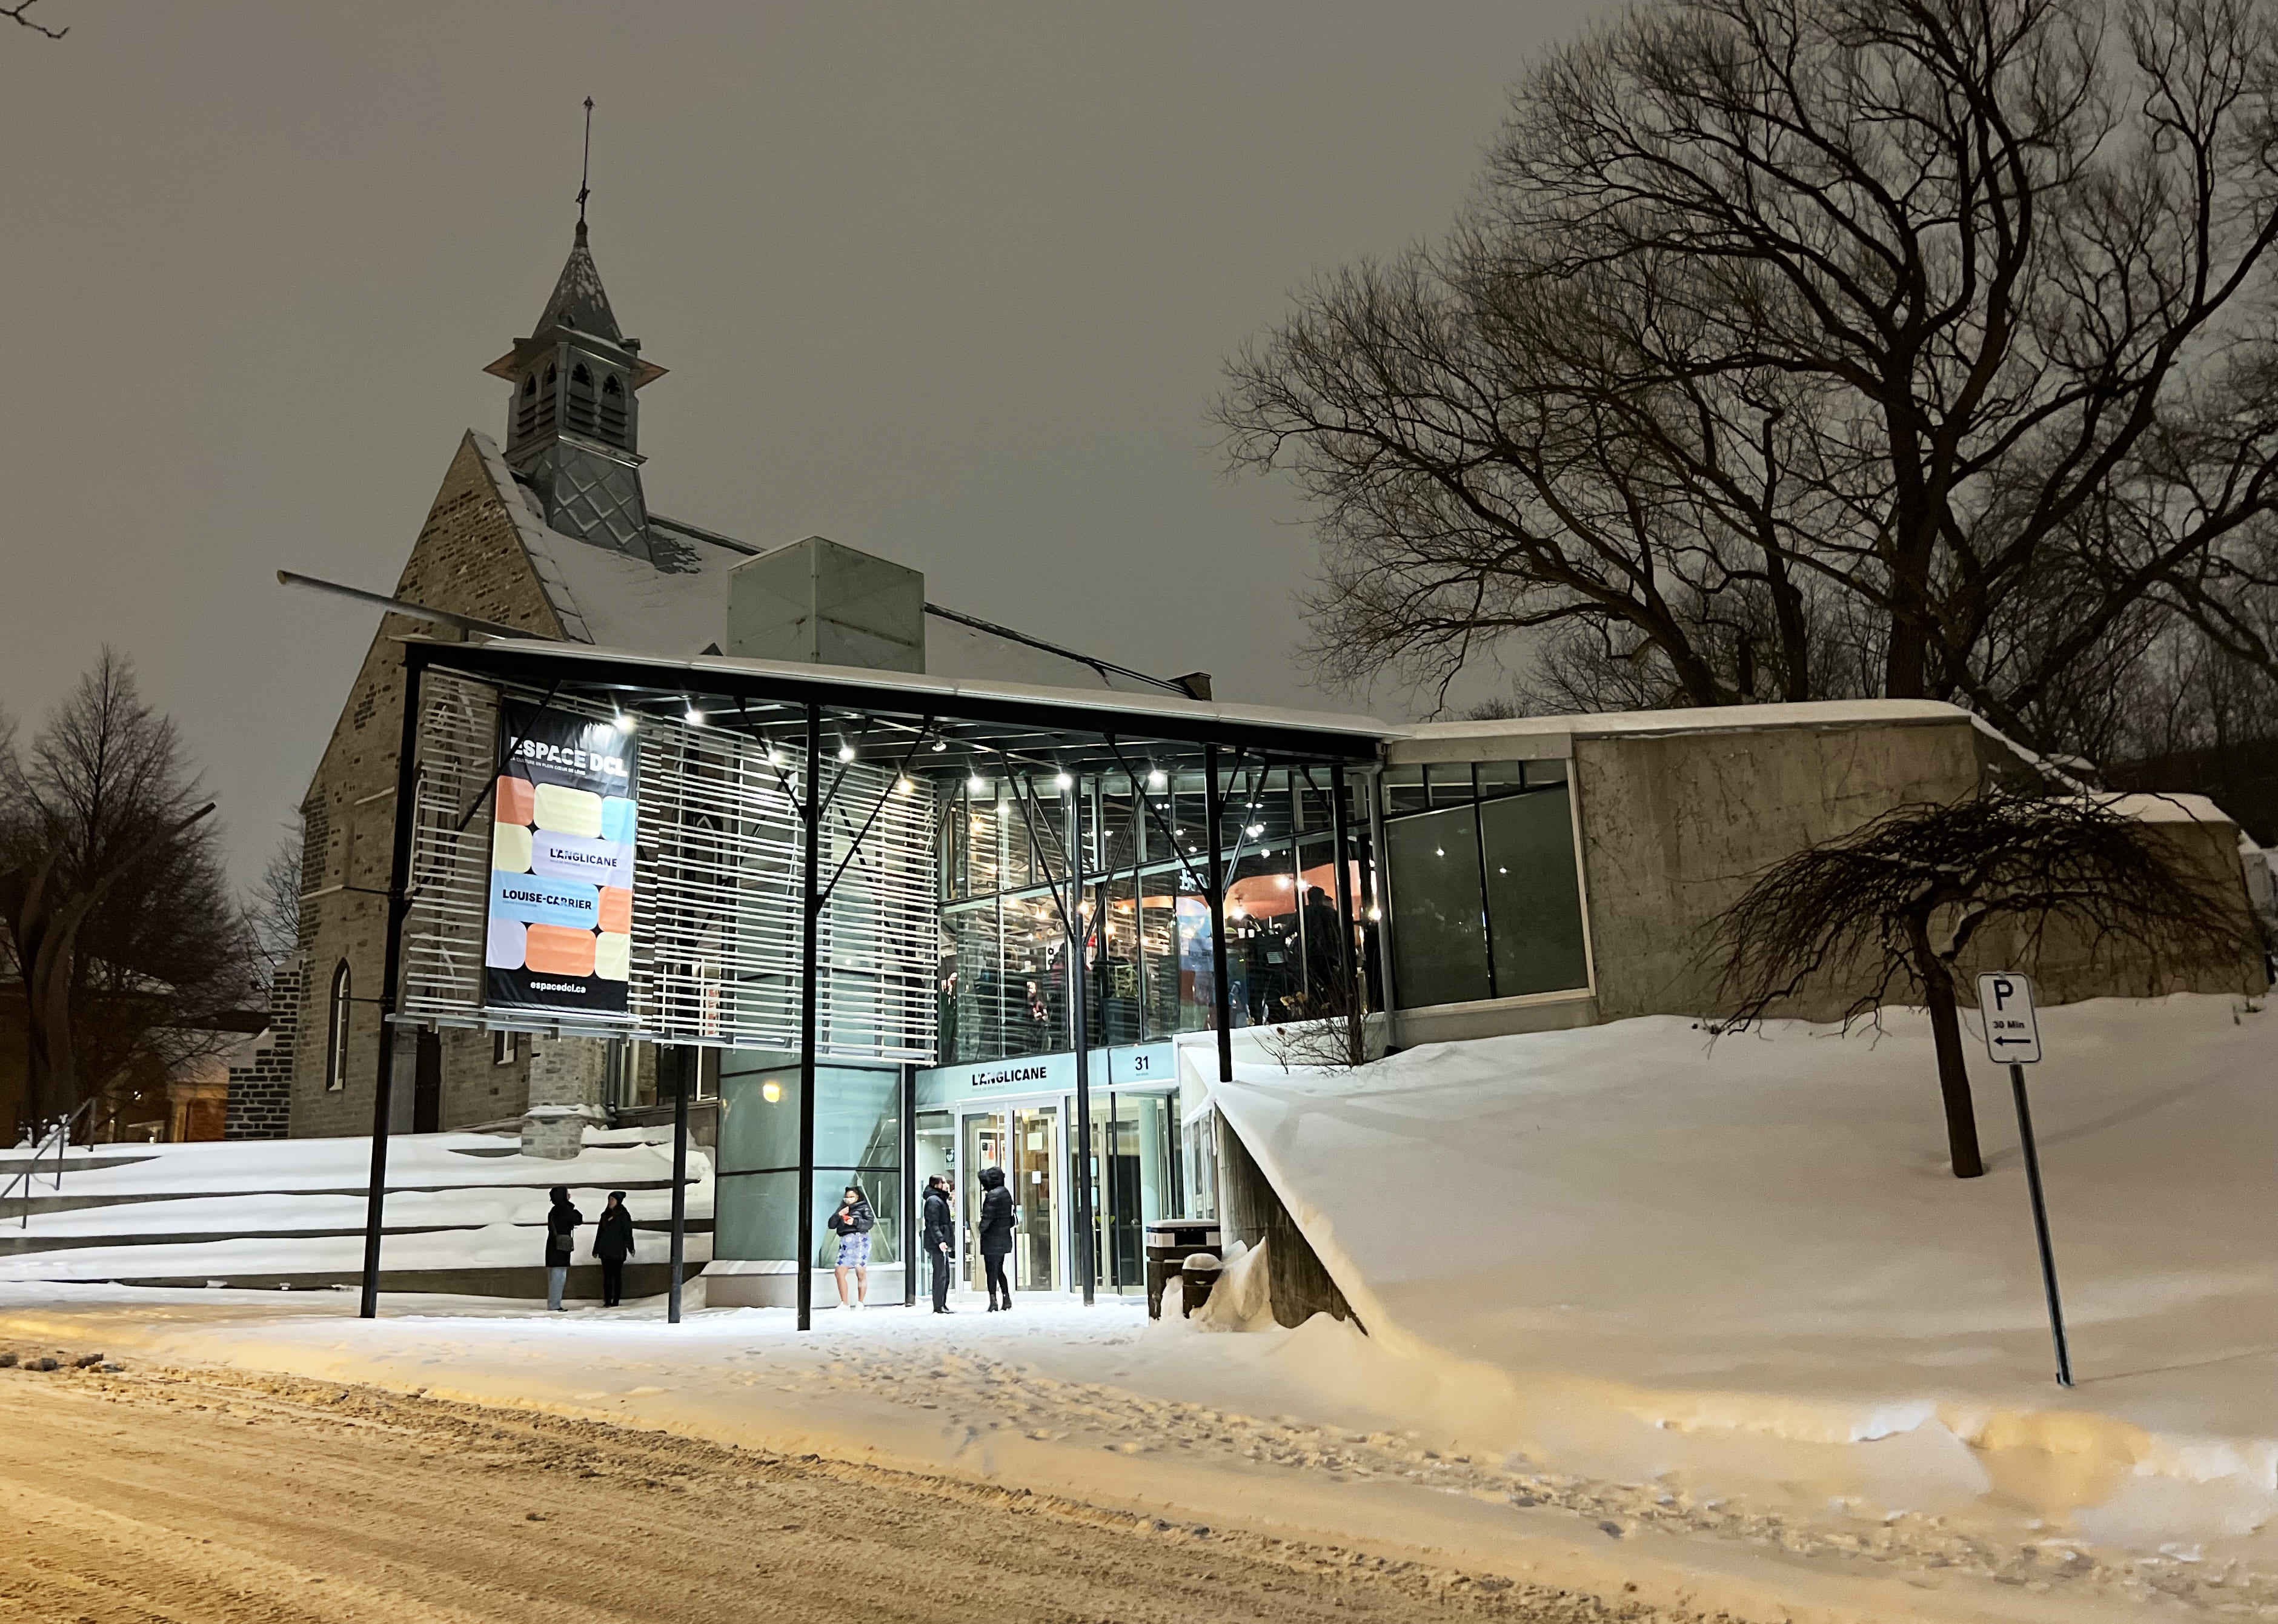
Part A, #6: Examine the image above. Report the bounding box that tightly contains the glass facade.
[1381,759,1589,1008]
[938,766,1376,1067]
[714,1055,905,1268]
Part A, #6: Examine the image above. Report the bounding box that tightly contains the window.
[324,961,352,1090]
[1381,760,1588,1008]
[598,371,628,443]
[493,1030,518,1067]
[566,361,597,434]
[520,374,537,397]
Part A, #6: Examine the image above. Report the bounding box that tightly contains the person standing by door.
[593,1190,636,1308]
[977,1165,1015,1311]
[921,1175,954,1313]
[543,1185,582,1311]
[828,1184,876,1310]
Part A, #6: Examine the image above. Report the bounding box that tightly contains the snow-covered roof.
[468,431,1160,694]
[1402,698,1969,745]
[434,637,1393,744]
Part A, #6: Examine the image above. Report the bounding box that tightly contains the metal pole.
[359,649,426,1319]
[668,1053,688,1324]
[901,1062,917,1307]
[1204,744,1234,1085]
[1327,764,1358,1012]
[1363,762,1398,1047]
[2009,1064,2074,1387]
[1068,778,1095,1306]
[796,705,823,1331]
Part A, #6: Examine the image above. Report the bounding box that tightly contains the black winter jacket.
[977,1184,1015,1257]
[921,1187,954,1250]
[544,1200,583,1265]
[827,1197,876,1238]
[594,1205,637,1264]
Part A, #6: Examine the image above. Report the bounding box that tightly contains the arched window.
[521,374,537,398]
[325,961,352,1091]
[598,372,628,443]
[566,361,597,433]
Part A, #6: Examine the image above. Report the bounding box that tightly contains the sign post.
[1976,972,2073,1388]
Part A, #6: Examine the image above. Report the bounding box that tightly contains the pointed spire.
[534,222,622,342]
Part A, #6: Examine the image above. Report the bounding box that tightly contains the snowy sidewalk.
[0,1281,2268,1622]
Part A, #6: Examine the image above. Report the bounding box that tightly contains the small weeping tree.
[1711,791,2259,1178]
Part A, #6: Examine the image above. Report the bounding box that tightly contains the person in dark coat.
[543,1186,583,1311]
[976,1165,1015,1311]
[921,1176,955,1313]
[827,1184,877,1310]
[593,1190,636,1308]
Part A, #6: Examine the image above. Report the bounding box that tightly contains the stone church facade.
[279,217,1151,1155]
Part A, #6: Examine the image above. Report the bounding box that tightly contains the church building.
[284,216,1184,1153]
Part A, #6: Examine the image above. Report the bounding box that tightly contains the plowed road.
[0,1359,1689,1624]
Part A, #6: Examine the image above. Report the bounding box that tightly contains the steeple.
[482,107,668,562]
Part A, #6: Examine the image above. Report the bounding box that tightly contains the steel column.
[1204,744,1234,1085]
[1067,780,1095,1306]
[1363,763,1399,1049]
[1329,764,1360,1016]
[359,651,426,1319]
[796,704,822,1331]
[668,1053,689,1324]
[901,1062,917,1307]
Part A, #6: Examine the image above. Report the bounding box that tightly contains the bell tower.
[485,107,668,562]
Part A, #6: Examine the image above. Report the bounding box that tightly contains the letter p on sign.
[1977,972,2044,1065]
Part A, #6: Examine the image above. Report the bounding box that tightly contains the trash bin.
[1178,1253,1223,1318]
[1145,1219,1221,1319]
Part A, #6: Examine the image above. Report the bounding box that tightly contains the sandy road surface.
[0,1359,1706,1624]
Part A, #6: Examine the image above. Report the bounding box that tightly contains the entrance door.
[960,1111,1009,1290]
[1010,1107,1058,1292]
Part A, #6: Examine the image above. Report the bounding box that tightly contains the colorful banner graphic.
[485,701,639,1016]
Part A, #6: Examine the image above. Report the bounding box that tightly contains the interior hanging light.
[684,705,705,726]
[1147,768,1167,791]
[837,743,856,763]
[1053,771,1074,790]
[968,774,988,795]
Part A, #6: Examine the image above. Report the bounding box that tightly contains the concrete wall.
[1575,715,1986,1022]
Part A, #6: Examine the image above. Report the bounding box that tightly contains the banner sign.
[485,701,639,1017]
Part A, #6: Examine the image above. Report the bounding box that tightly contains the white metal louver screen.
[398,677,939,1063]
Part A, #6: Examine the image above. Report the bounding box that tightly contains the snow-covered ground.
[1,993,2269,1620]
[0,1130,711,1280]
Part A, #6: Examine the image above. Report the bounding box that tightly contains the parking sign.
[1977,972,2043,1064]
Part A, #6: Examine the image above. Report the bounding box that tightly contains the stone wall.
[224,961,300,1139]
[290,431,567,1139]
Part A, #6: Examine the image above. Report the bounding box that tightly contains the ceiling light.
[931,740,947,753]
[968,774,988,795]
[1367,906,1383,921]
[895,777,915,794]
[1244,823,1264,838]
[837,743,855,763]
[614,711,636,733]
[1277,875,1291,888]
[1147,769,1167,790]
[1054,772,1073,790]
[684,707,705,726]
[766,747,783,767]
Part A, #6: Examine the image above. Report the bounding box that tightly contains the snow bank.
[1212,993,2278,1560]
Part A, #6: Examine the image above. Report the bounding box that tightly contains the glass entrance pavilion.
[359,635,1387,1325]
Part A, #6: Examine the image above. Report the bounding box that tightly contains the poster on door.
[484,701,639,1017]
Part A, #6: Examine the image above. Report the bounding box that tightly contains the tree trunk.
[1906,917,1984,1178]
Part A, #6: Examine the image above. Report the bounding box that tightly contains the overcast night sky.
[0,2,1606,886]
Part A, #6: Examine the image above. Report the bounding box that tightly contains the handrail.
[4,1098,97,1228]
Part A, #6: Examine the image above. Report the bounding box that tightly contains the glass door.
[1010,1105,1058,1291]
[960,1110,1008,1290]
[1075,1092,1172,1295]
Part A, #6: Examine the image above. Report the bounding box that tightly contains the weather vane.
[577,97,594,227]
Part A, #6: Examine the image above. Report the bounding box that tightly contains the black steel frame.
[356,637,1380,1327]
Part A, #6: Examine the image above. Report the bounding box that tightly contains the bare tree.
[0,652,251,1133]
[1710,790,2257,1176]
[1220,0,2278,756]
[244,815,307,992]
[2,1,67,39]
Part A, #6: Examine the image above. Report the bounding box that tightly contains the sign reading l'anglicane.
[484,701,639,1018]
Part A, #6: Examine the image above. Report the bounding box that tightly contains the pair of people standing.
[918,1170,1015,1311]
[543,1187,637,1310]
